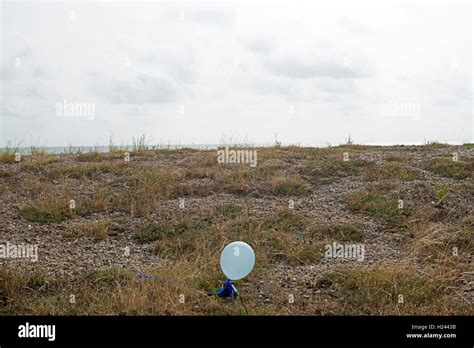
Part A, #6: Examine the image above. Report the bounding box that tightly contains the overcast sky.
[1,0,472,147]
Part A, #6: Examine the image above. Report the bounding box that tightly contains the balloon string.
[135,273,167,282]
[136,273,248,312]
[239,294,248,315]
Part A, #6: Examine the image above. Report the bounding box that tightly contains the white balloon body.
[220,241,255,280]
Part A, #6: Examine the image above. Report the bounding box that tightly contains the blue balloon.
[220,241,255,280]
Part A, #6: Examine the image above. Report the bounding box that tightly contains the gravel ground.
[0,145,472,304]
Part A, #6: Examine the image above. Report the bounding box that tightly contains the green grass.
[336,144,373,151]
[292,242,326,265]
[77,151,102,162]
[133,168,176,186]
[65,221,110,239]
[30,146,49,157]
[214,204,243,219]
[0,151,17,163]
[434,183,452,204]
[0,145,20,163]
[263,210,306,232]
[321,223,364,242]
[0,141,23,163]
[20,207,70,223]
[270,176,311,196]
[136,223,179,243]
[384,155,410,163]
[369,163,420,181]
[3,144,472,316]
[450,226,474,253]
[20,197,82,223]
[84,268,131,286]
[308,158,369,179]
[426,158,472,180]
[345,187,410,222]
[132,134,148,152]
[324,265,457,314]
[422,141,450,149]
[130,168,191,199]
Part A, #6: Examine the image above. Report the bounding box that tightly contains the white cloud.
[89,72,182,104]
[0,0,472,146]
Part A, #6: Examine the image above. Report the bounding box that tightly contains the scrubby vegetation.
[0,144,472,315]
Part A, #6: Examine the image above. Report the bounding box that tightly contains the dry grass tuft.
[19,196,82,223]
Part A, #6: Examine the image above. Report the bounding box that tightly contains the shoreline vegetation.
[0,137,472,315]
[1,135,473,155]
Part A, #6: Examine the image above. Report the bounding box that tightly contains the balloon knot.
[216,279,238,299]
